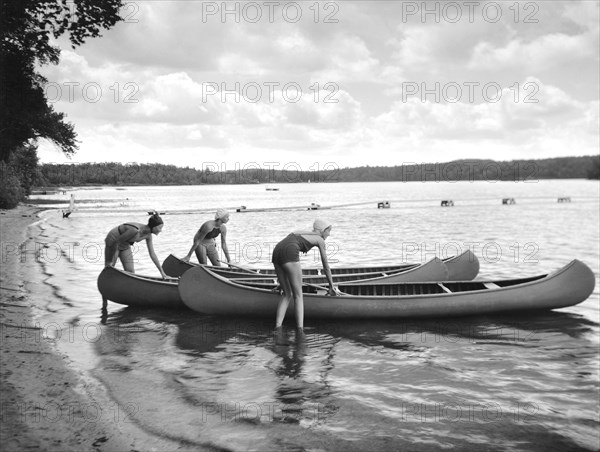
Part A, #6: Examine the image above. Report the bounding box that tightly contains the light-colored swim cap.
[215,209,229,220]
[313,219,332,233]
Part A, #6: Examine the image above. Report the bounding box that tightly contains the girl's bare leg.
[195,245,207,265]
[119,247,135,272]
[274,263,293,327]
[283,262,304,329]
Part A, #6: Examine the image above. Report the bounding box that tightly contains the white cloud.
[469,32,596,71]
[35,1,599,167]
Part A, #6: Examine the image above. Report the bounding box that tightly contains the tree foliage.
[0,52,78,161]
[0,144,44,208]
[37,156,600,186]
[587,156,600,179]
[0,162,25,209]
[8,144,40,195]
[0,0,124,161]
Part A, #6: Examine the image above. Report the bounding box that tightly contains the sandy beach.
[0,205,198,452]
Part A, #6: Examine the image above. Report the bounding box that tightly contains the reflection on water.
[88,307,600,451]
[23,181,600,451]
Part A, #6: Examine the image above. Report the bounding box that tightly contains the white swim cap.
[313,219,332,233]
[215,209,229,220]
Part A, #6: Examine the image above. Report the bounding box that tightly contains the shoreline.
[0,205,199,451]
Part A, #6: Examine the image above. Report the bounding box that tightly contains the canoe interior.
[216,264,418,276]
[228,267,413,285]
[163,253,423,277]
[232,273,548,296]
[134,275,179,283]
[338,275,547,296]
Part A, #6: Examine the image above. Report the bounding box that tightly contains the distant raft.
[178,260,595,319]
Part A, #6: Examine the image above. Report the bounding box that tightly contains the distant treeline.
[37,155,600,186]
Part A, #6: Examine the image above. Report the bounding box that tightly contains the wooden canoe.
[178,260,596,319]
[228,257,449,286]
[161,249,479,281]
[97,266,185,308]
[96,257,448,309]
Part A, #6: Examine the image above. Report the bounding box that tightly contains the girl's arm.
[220,225,231,263]
[146,235,167,278]
[183,223,211,261]
[316,239,337,296]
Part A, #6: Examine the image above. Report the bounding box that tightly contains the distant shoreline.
[30,176,600,192]
[35,155,599,187]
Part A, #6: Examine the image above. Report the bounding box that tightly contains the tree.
[8,144,40,195]
[0,162,25,209]
[0,0,124,161]
[588,156,600,179]
[0,51,78,161]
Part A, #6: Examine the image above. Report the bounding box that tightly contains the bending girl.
[182,209,231,266]
[104,212,167,278]
[272,219,337,332]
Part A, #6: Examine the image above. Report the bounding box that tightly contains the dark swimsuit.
[118,223,140,245]
[204,228,221,239]
[272,233,315,265]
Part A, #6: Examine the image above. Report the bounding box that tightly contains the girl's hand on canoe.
[332,287,345,296]
[328,286,341,296]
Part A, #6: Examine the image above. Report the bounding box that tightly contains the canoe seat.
[483,282,500,290]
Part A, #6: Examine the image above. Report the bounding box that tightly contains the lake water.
[22,180,600,450]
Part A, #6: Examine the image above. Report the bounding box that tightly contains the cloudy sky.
[37,0,599,170]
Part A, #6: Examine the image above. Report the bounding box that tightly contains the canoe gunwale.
[162,251,475,282]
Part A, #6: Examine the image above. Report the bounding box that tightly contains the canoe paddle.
[302,282,345,295]
[226,262,344,295]
[225,262,261,274]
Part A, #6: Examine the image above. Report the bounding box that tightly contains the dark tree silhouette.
[0,0,124,161]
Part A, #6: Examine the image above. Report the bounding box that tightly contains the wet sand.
[0,205,201,451]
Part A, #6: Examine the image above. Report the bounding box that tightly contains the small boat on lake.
[161,250,480,281]
[97,266,185,308]
[178,260,595,319]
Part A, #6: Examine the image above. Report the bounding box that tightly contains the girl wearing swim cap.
[272,219,338,335]
[182,209,231,266]
[104,212,167,278]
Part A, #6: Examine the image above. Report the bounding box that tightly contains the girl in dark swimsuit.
[272,219,338,335]
[104,212,166,278]
[182,209,231,266]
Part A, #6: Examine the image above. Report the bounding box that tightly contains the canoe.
[96,258,446,309]
[178,260,595,319]
[161,255,451,283]
[161,250,480,281]
[229,257,449,286]
[97,266,185,308]
[443,250,480,280]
